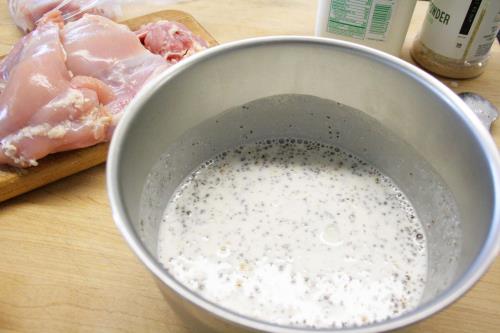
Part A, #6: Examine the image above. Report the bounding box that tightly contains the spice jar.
[411,0,500,79]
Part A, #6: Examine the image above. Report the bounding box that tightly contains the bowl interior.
[140,93,462,303]
[109,38,499,332]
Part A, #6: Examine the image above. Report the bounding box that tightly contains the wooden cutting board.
[0,10,217,203]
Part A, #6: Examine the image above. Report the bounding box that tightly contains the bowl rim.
[107,36,500,333]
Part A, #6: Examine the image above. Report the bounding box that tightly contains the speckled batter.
[158,139,427,329]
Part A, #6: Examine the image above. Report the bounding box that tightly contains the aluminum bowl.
[107,37,500,332]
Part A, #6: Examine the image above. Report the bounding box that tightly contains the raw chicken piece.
[1,12,208,167]
[62,14,170,124]
[136,20,208,64]
[8,0,120,32]
[0,14,64,93]
[0,20,113,167]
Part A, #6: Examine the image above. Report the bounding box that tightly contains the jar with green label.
[315,0,417,56]
[411,0,500,79]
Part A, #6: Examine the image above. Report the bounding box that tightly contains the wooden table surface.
[0,1,499,332]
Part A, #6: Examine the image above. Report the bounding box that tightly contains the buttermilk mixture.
[157,139,427,328]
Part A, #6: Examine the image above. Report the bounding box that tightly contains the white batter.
[158,139,427,329]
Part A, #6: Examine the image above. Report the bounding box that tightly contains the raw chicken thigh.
[136,20,208,64]
[0,20,113,167]
[8,0,119,32]
[62,14,170,123]
[0,13,207,168]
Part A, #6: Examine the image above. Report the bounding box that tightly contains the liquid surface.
[158,139,427,328]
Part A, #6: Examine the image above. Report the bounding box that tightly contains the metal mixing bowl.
[107,37,500,332]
